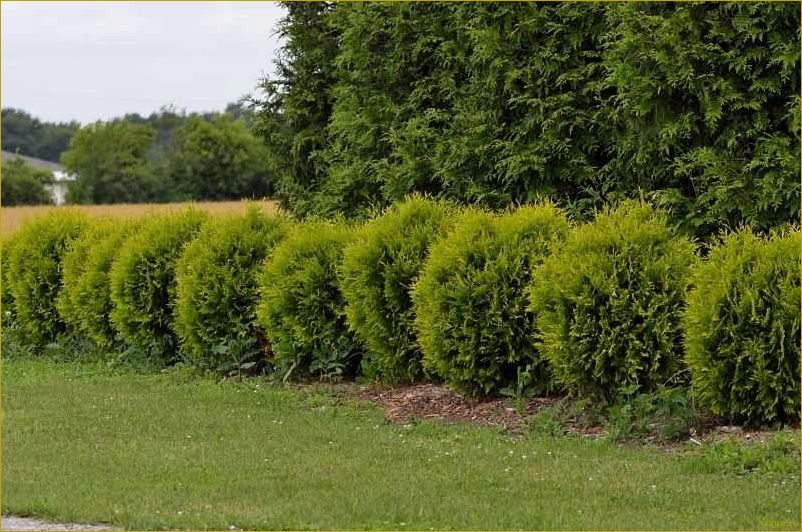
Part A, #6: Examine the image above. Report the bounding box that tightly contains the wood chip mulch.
[292,381,799,445]
[354,383,560,431]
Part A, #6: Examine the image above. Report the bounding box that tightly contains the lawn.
[1,358,799,531]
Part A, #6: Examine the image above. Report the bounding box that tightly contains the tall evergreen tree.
[253,1,339,216]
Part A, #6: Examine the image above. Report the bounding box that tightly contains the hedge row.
[2,198,798,426]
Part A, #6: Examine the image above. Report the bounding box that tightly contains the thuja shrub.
[412,203,569,396]
[340,196,454,383]
[57,219,140,349]
[2,235,18,322]
[5,210,89,345]
[684,228,800,426]
[174,207,290,371]
[109,209,207,363]
[257,219,363,379]
[530,201,696,401]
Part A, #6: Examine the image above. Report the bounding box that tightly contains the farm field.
[0,200,279,236]
[1,358,799,531]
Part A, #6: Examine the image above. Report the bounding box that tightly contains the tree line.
[255,1,801,237]
[1,108,80,163]
[2,104,272,205]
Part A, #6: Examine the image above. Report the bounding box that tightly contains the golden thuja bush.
[174,206,290,371]
[340,196,455,384]
[683,228,800,426]
[5,210,90,345]
[412,203,569,396]
[109,209,208,363]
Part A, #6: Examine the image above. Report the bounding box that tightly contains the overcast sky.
[1,1,285,124]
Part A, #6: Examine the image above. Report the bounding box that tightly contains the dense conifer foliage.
[256,2,800,237]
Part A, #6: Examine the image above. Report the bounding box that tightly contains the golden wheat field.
[0,200,280,236]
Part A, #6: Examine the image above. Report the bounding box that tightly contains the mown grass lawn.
[2,358,799,531]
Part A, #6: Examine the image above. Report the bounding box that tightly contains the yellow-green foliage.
[174,207,290,371]
[109,209,207,363]
[530,202,696,401]
[412,203,569,396]
[57,219,140,349]
[340,196,454,384]
[257,220,362,379]
[5,210,89,345]
[684,228,800,426]
[2,235,19,322]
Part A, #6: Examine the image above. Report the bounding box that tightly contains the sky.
[1,1,285,124]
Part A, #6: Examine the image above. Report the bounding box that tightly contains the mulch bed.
[355,383,561,431]
[290,380,798,447]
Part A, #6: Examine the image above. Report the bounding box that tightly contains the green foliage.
[174,207,289,371]
[257,220,362,379]
[421,2,610,212]
[340,196,454,383]
[605,2,801,235]
[62,120,164,204]
[1,157,53,206]
[5,210,89,346]
[683,434,800,477]
[1,108,79,162]
[254,1,339,216]
[412,203,569,396]
[2,235,19,322]
[109,209,207,363]
[319,2,460,216]
[57,220,140,350]
[255,3,799,237]
[530,202,696,401]
[528,405,568,438]
[168,115,272,201]
[605,387,699,443]
[683,228,800,426]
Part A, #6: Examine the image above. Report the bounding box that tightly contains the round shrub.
[412,203,570,396]
[109,209,207,363]
[5,210,90,346]
[257,220,363,379]
[684,228,800,426]
[57,219,141,349]
[340,196,454,383]
[530,201,696,401]
[174,207,290,371]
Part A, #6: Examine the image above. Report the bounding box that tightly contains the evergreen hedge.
[57,219,140,350]
[684,228,800,425]
[258,2,800,237]
[5,210,89,346]
[340,196,454,383]
[174,207,289,371]
[258,220,362,379]
[412,203,569,396]
[530,202,696,401]
[109,209,207,363]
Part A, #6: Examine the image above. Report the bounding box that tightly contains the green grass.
[2,358,799,530]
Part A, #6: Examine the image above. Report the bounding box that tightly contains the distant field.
[0,200,280,236]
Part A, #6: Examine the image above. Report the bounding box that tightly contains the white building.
[1,150,76,205]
